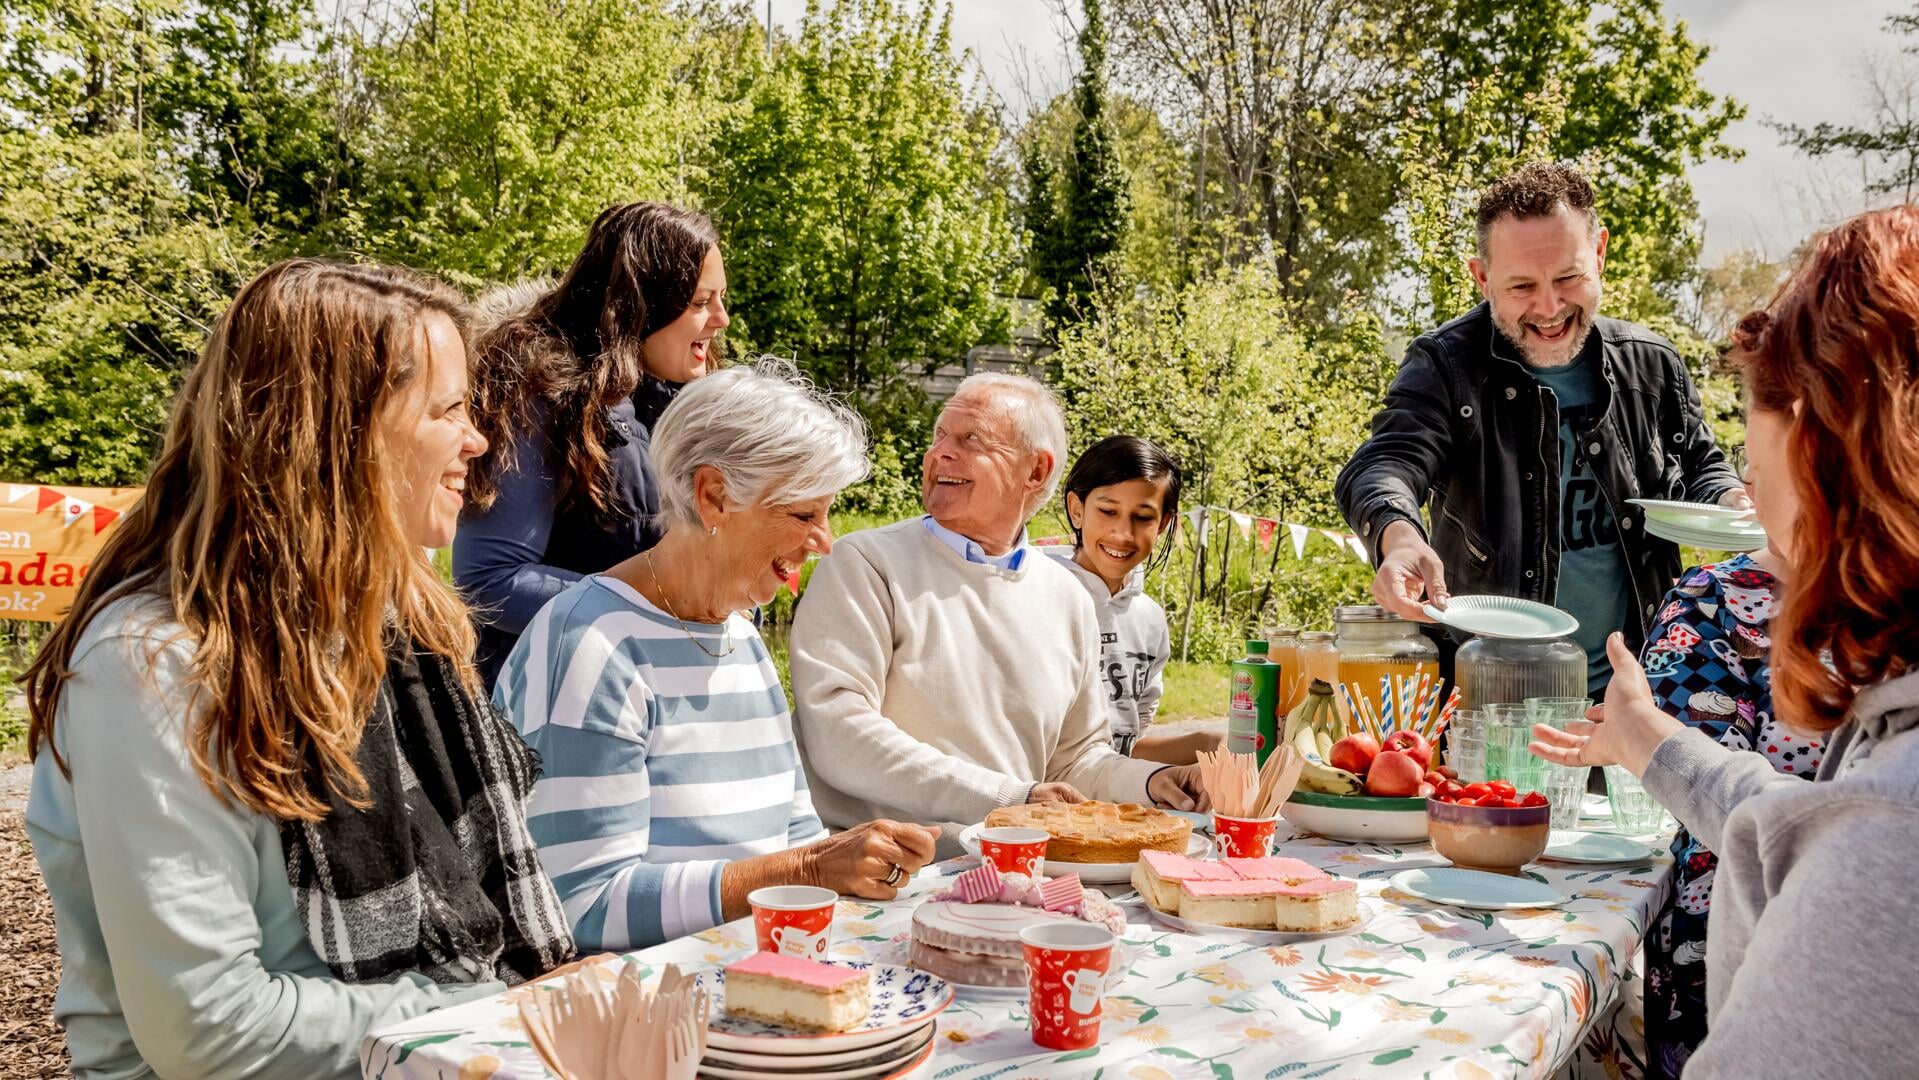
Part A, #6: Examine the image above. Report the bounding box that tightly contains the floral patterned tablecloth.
[362,825,1672,1080]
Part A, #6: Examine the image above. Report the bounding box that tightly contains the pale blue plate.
[1389,867,1566,910]
[1542,832,1656,864]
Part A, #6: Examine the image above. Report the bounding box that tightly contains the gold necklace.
[641,550,735,658]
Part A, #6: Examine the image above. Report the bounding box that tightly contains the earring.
[709,525,718,537]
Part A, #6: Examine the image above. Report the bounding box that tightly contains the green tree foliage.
[698,0,1017,417]
[1106,0,1402,313]
[1026,0,1130,331]
[347,0,712,284]
[1774,5,1919,203]
[1020,92,1200,299]
[0,0,258,484]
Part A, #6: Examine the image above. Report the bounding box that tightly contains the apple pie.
[984,800,1190,863]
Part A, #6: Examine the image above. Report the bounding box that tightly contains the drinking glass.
[1527,698,1592,830]
[1604,765,1667,834]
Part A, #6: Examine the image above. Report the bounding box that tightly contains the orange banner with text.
[1,483,143,621]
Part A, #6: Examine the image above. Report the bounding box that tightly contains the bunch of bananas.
[1283,680,1364,795]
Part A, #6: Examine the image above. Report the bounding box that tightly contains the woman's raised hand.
[805,820,940,901]
[1528,633,1683,777]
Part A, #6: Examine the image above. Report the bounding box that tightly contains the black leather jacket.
[1335,303,1741,650]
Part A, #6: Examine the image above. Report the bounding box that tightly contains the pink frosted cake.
[909,866,1126,988]
[1178,878,1287,929]
[723,952,870,1032]
[1131,849,1240,911]
[1138,852,1358,932]
[1220,856,1328,883]
[1272,876,1359,931]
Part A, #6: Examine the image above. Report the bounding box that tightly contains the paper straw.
[1411,672,1432,731]
[1378,676,1395,733]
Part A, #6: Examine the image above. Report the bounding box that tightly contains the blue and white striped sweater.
[494,575,825,951]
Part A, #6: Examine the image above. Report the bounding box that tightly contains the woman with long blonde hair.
[23,259,573,1078]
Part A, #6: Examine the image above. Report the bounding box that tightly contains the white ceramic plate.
[1540,831,1658,864]
[1642,520,1767,552]
[698,963,953,1054]
[1628,498,1762,528]
[1144,898,1376,944]
[1389,867,1567,910]
[702,1023,930,1068]
[957,823,1209,883]
[1422,595,1579,640]
[886,939,1140,1000]
[697,1025,937,1079]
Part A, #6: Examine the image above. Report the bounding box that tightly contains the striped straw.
[1436,686,1462,732]
[1333,682,1358,736]
[1378,676,1395,733]
[1411,672,1432,732]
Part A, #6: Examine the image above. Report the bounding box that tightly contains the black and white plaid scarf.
[281,638,575,986]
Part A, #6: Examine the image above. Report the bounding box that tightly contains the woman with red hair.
[1533,205,1919,1077]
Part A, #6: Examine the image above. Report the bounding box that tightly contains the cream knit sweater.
[790,519,1163,838]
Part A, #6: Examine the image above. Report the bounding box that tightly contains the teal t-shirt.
[1529,350,1630,694]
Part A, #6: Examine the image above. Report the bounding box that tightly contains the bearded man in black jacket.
[1336,162,1744,695]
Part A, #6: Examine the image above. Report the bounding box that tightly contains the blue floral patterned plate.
[697,961,954,1054]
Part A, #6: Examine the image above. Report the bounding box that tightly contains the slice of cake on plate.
[723,953,870,1032]
[1219,856,1327,884]
[1273,876,1360,932]
[1132,850,1240,913]
[1176,879,1284,929]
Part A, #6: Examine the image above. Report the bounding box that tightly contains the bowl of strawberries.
[1425,782,1551,875]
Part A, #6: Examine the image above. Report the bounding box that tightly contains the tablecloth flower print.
[362,827,1671,1079]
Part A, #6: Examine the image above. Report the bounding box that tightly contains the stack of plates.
[693,963,952,1079]
[1629,499,1766,552]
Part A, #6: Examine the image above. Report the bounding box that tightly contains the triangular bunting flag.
[1289,523,1310,559]
[1348,535,1370,562]
[92,505,121,534]
[1256,518,1277,551]
[62,496,94,527]
[1170,517,1185,549]
[781,565,803,595]
[1032,535,1070,547]
[37,486,63,512]
[1229,512,1253,539]
[7,483,36,505]
[1319,528,1346,552]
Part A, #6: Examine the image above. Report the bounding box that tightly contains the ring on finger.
[884,862,905,887]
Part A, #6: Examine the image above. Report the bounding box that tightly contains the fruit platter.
[1278,679,1460,844]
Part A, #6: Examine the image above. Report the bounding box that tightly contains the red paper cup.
[1020,921,1117,1051]
[748,885,836,961]
[1212,813,1281,859]
[977,826,1049,878]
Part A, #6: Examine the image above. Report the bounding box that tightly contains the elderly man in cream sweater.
[791,373,1207,852]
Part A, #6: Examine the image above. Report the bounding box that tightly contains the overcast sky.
[767,0,1908,263]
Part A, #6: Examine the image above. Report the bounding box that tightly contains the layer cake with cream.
[723,952,870,1032]
[1138,852,1359,932]
[909,866,1126,987]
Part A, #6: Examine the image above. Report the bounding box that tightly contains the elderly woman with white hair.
[495,360,938,952]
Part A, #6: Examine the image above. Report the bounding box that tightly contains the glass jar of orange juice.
[1266,627,1304,715]
[1297,631,1340,691]
[1334,605,1440,729]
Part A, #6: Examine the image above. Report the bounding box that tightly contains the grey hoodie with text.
[1047,549,1170,757]
[1639,669,1919,1078]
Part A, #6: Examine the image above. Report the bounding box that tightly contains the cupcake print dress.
[1636,553,1825,1078]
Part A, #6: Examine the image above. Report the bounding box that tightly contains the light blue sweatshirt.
[25,595,498,1079]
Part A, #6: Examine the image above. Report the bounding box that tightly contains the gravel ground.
[0,811,66,1077]
[0,764,29,814]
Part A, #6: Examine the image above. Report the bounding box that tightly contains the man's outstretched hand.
[1372,520,1449,623]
